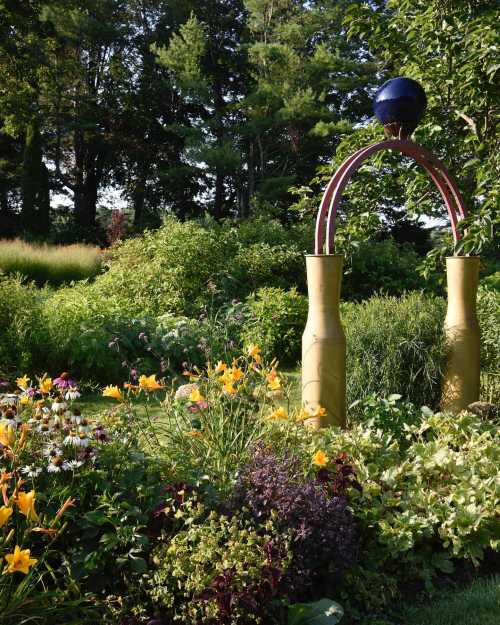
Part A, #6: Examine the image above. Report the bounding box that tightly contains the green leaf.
[288,599,344,625]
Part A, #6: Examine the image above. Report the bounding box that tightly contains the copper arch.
[315,139,467,255]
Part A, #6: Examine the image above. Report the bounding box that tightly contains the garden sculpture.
[302,77,480,428]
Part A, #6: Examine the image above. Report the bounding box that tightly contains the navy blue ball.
[373,77,427,137]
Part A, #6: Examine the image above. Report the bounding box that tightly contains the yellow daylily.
[0,506,13,528]
[214,361,227,373]
[268,378,281,391]
[102,385,123,401]
[312,450,329,467]
[189,388,205,402]
[230,366,244,382]
[16,490,38,521]
[16,375,29,390]
[4,545,37,574]
[138,374,163,391]
[19,395,30,406]
[39,377,53,394]
[266,407,288,420]
[223,383,237,395]
[0,422,15,448]
[246,344,261,362]
[310,406,327,419]
[296,408,311,422]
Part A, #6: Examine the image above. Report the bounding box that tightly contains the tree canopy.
[0,0,497,248]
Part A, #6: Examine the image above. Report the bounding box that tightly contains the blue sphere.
[373,77,427,138]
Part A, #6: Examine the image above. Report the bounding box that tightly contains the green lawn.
[400,576,500,625]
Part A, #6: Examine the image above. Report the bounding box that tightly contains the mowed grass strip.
[401,576,500,625]
[0,239,102,285]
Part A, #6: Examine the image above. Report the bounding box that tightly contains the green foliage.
[266,409,499,613]
[0,274,45,375]
[0,240,102,286]
[348,394,422,442]
[343,292,447,409]
[340,0,499,260]
[93,218,234,317]
[41,282,131,381]
[147,500,289,624]
[477,284,500,375]
[343,239,423,301]
[289,599,344,625]
[241,287,308,364]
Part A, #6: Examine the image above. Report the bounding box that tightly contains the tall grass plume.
[0,239,102,286]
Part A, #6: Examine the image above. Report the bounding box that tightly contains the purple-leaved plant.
[231,444,360,602]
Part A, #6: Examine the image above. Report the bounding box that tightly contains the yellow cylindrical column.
[441,256,480,413]
[302,254,346,428]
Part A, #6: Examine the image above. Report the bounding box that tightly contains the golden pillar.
[441,256,480,413]
[302,255,346,428]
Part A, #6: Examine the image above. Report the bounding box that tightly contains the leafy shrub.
[343,239,424,301]
[147,496,289,624]
[348,394,422,441]
[0,274,46,376]
[41,283,134,382]
[0,239,102,286]
[92,218,236,317]
[343,292,446,409]
[232,445,359,602]
[477,284,500,375]
[241,287,308,365]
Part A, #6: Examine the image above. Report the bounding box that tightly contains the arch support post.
[441,257,480,412]
[302,255,346,428]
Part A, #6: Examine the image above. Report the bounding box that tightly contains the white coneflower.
[62,459,83,471]
[51,399,67,413]
[63,432,80,446]
[76,433,89,447]
[78,418,91,433]
[64,388,81,401]
[43,443,62,458]
[21,465,42,478]
[47,456,63,473]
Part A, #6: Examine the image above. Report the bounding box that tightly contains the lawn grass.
[0,238,102,285]
[400,576,500,625]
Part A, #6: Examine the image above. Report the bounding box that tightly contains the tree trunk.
[21,119,50,235]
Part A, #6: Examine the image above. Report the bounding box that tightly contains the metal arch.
[314,139,467,255]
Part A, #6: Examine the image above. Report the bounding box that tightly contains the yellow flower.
[4,545,37,575]
[268,378,281,391]
[102,385,123,401]
[0,422,15,448]
[39,377,53,394]
[16,375,29,390]
[246,344,261,362]
[138,374,163,391]
[214,361,227,373]
[312,450,329,467]
[223,383,237,395]
[310,406,327,419]
[296,408,311,422]
[189,388,205,402]
[186,430,204,439]
[230,366,244,382]
[0,506,13,528]
[16,491,38,521]
[19,395,30,406]
[267,407,288,420]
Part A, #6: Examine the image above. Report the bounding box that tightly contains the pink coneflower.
[54,372,78,390]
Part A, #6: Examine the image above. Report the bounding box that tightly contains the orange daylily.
[312,450,329,467]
